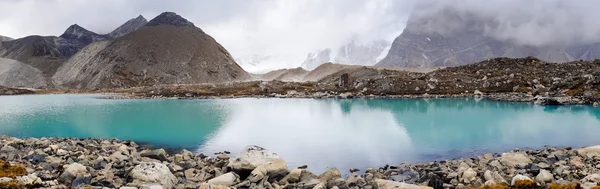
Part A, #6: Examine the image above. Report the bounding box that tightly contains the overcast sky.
[1,0,599,72]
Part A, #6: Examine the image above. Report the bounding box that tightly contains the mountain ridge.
[376,6,600,68]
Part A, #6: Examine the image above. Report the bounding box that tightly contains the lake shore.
[2,135,600,189]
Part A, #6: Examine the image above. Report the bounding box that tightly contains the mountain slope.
[54,12,250,89]
[108,15,148,38]
[377,6,600,68]
[0,35,12,42]
[0,35,84,77]
[0,57,49,88]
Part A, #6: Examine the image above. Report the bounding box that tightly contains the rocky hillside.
[323,57,600,101]
[53,12,250,89]
[302,40,390,70]
[0,35,12,42]
[108,15,148,38]
[0,58,49,88]
[377,6,600,68]
[260,67,308,81]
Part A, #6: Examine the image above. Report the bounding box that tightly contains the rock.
[376,179,433,189]
[198,183,232,189]
[570,156,585,168]
[71,173,92,188]
[578,146,600,158]
[228,145,288,181]
[247,157,289,182]
[139,184,165,189]
[582,174,600,183]
[297,165,308,169]
[140,149,168,161]
[474,90,483,95]
[56,149,68,156]
[594,102,599,107]
[16,174,42,186]
[283,168,302,183]
[537,162,550,169]
[500,152,532,167]
[207,172,239,187]
[535,169,553,184]
[58,163,87,184]
[346,173,366,187]
[511,174,533,186]
[217,154,230,160]
[129,162,177,188]
[483,170,508,185]
[120,187,139,189]
[461,168,477,183]
[319,168,342,181]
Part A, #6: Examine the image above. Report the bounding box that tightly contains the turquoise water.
[1,94,600,173]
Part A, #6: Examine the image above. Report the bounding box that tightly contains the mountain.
[59,24,109,45]
[0,57,49,88]
[301,39,390,70]
[108,15,148,38]
[53,12,250,89]
[260,67,308,81]
[0,35,85,77]
[377,6,600,68]
[0,35,12,42]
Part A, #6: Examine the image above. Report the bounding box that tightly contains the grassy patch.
[566,88,584,96]
[513,180,537,189]
[0,160,27,178]
[548,182,582,189]
[0,180,21,189]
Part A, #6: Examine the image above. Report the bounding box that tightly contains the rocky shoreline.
[2,136,600,189]
[102,91,599,106]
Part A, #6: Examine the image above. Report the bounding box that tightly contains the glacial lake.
[1,94,600,173]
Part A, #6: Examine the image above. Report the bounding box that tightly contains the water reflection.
[0,95,599,174]
[199,99,416,174]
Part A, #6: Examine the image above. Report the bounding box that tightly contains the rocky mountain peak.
[59,24,108,45]
[146,12,196,28]
[109,15,149,38]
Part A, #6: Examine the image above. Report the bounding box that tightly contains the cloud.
[2,0,597,72]
[0,0,413,73]
[409,0,600,47]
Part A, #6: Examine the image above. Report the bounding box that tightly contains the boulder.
[582,174,600,183]
[578,146,600,158]
[198,183,233,189]
[511,174,533,186]
[140,149,168,161]
[207,172,239,186]
[535,169,553,184]
[461,168,477,183]
[129,162,177,188]
[376,179,433,189]
[483,170,508,185]
[500,152,532,167]
[247,158,289,182]
[58,163,87,184]
[318,168,342,182]
[228,145,288,181]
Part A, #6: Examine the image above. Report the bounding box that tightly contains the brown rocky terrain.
[0,85,34,95]
[259,67,309,81]
[83,57,600,105]
[53,12,250,89]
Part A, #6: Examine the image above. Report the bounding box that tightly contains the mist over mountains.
[2,0,600,74]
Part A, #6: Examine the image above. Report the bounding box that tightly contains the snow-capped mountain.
[301,40,390,70]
